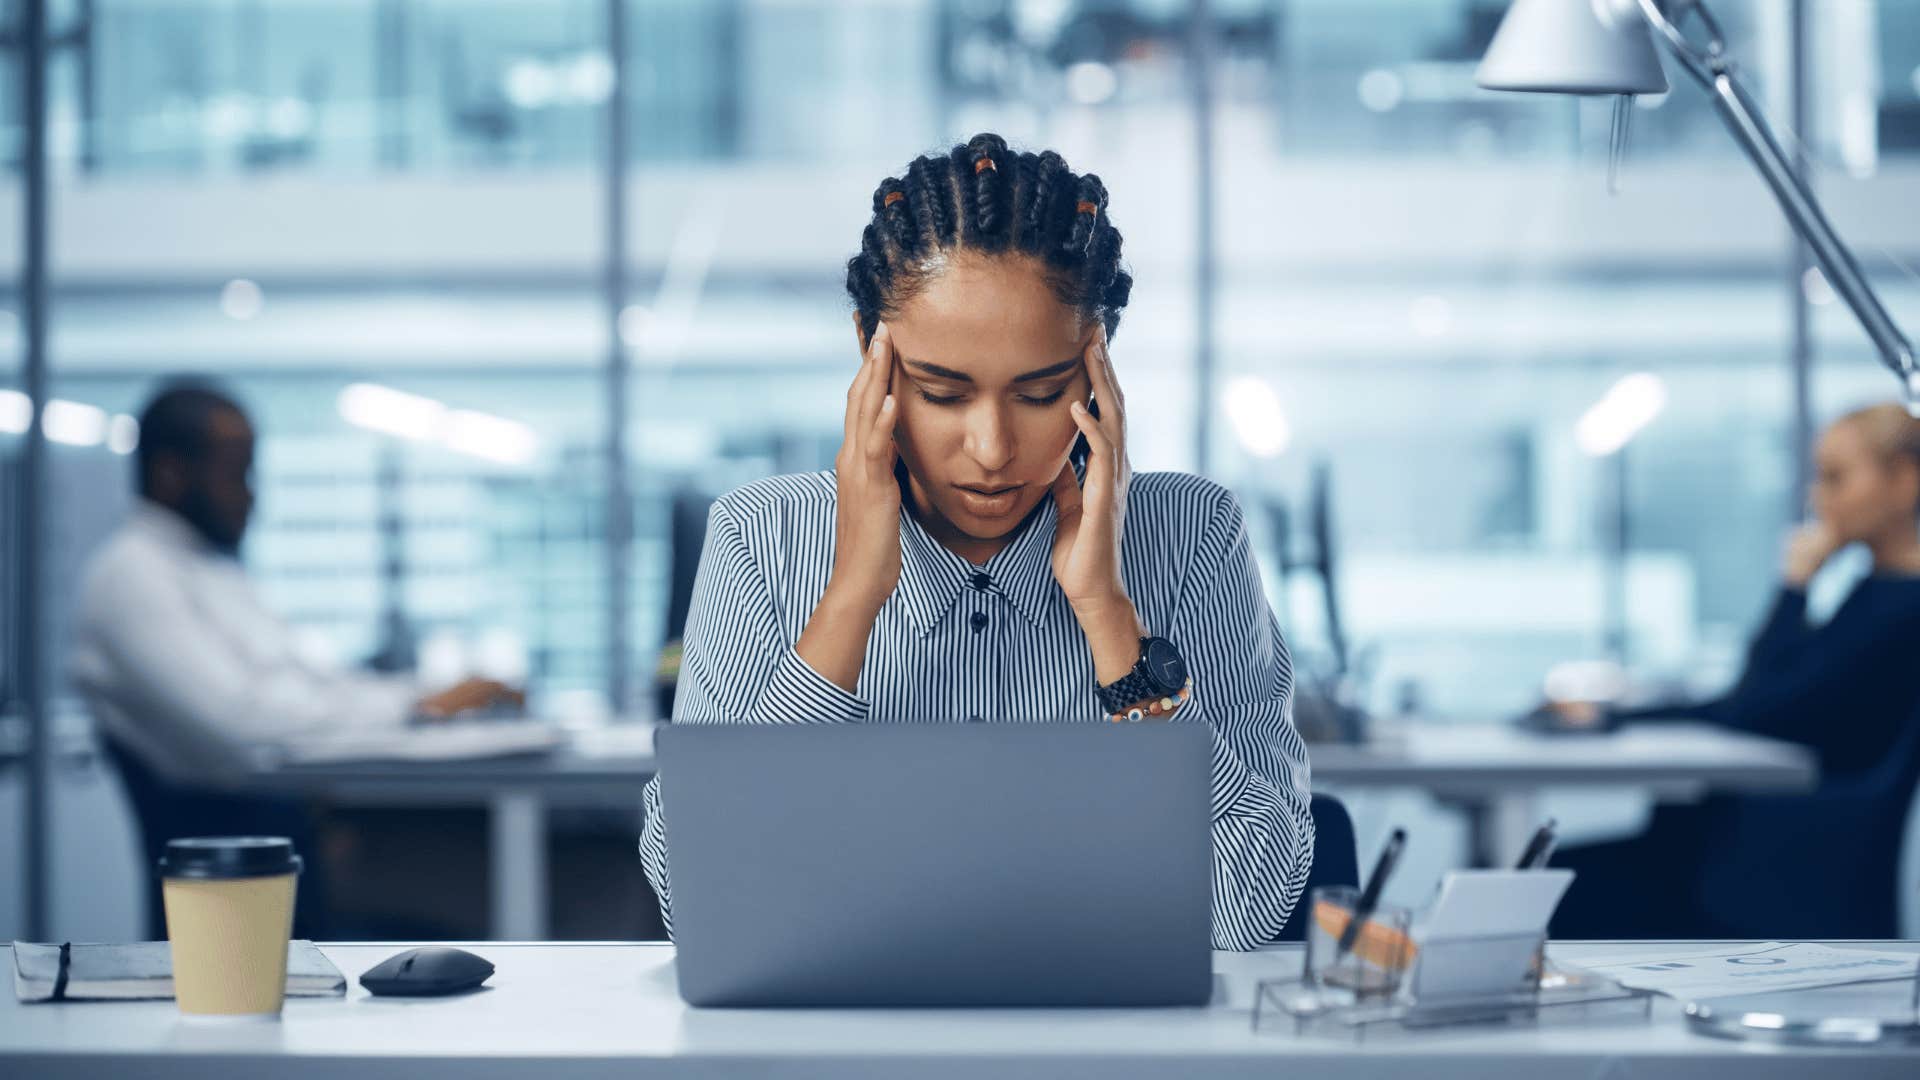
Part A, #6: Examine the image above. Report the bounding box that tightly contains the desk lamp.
[1476,0,1919,415]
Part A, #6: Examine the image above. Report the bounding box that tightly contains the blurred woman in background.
[1553,402,1920,938]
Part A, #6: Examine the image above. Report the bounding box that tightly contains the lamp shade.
[1476,0,1669,95]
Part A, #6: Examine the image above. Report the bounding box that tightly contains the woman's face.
[868,252,1094,557]
[1812,420,1919,543]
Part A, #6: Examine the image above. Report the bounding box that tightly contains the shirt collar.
[892,459,1085,638]
[130,499,219,556]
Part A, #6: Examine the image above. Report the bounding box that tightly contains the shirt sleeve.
[1715,586,1915,762]
[1166,486,1316,951]
[70,545,418,780]
[1740,588,1812,672]
[640,498,870,935]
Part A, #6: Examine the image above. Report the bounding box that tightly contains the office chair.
[654,488,717,721]
[1693,701,1920,940]
[1273,793,1360,943]
[101,737,331,940]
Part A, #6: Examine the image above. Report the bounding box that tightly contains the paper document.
[1567,942,1918,999]
[282,720,564,765]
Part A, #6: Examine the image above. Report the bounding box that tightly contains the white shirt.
[68,501,420,788]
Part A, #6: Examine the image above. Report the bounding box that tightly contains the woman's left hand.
[1050,326,1147,682]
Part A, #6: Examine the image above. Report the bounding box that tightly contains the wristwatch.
[1097,636,1189,716]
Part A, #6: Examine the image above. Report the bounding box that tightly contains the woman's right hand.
[1782,520,1842,588]
[829,321,903,612]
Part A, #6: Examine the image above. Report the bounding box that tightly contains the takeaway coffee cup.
[158,836,302,1017]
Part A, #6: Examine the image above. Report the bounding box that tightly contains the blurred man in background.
[68,381,521,936]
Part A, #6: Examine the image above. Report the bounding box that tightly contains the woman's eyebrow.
[902,355,1080,384]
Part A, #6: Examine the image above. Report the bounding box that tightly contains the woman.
[639,134,1314,950]
[1553,401,1920,938]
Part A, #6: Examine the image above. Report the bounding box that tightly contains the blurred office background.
[4,0,1920,940]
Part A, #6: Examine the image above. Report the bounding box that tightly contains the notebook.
[12,941,346,1002]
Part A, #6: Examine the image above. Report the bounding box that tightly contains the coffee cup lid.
[157,836,303,880]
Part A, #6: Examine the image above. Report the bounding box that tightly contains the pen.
[1335,827,1406,963]
[1514,818,1559,871]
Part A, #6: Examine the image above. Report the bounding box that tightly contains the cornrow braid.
[874,177,918,260]
[846,133,1134,346]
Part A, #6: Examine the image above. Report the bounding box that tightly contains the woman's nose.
[964,406,1014,471]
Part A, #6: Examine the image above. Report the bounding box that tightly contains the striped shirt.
[639,464,1315,950]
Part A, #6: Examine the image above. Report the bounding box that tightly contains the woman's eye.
[914,388,1065,406]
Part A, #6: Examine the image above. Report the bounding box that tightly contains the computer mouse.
[358,946,495,997]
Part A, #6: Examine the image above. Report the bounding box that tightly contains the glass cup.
[159,836,303,1018]
[1304,885,1415,999]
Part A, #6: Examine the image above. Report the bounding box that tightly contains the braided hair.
[846,133,1134,345]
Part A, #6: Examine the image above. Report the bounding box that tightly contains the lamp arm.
[1637,0,1919,401]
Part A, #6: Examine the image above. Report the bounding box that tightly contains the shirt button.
[969,611,989,633]
[969,572,991,591]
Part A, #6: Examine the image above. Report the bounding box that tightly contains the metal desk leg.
[490,788,547,940]
[1480,793,1543,868]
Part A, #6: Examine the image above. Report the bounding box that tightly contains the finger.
[1091,326,1127,447]
[867,394,897,462]
[845,321,887,443]
[1079,327,1121,443]
[1070,399,1113,463]
[858,322,893,433]
[844,345,872,444]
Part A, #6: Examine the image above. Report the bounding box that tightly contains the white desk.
[1312,721,1818,865]
[3,942,1915,1078]
[259,721,1816,940]
[263,724,659,942]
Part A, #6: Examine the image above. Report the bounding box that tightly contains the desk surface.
[262,720,1815,800]
[1309,721,1817,795]
[4,942,1914,1078]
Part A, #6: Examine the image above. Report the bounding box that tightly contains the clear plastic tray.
[1253,963,1656,1042]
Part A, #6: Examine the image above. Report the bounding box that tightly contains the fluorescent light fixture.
[1576,372,1667,456]
[566,53,615,105]
[1409,295,1454,338]
[1066,62,1118,106]
[1357,68,1404,113]
[504,60,557,109]
[1222,375,1291,459]
[43,399,109,447]
[108,414,140,455]
[220,278,265,321]
[337,382,446,442]
[338,382,539,466]
[442,409,539,466]
[0,389,29,434]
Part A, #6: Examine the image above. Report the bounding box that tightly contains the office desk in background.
[1312,721,1818,866]
[264,723,658,943]
[3,941,1915,1078]
[255,720,1816,941]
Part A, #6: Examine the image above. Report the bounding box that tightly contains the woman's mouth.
[954,483,1023,517]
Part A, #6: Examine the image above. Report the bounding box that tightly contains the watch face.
[1144,638,1186,692]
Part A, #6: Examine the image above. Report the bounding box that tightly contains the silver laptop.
[656,722,1215,1007]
